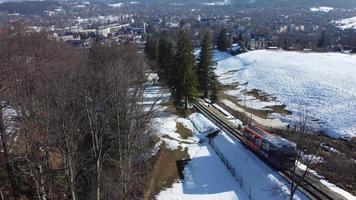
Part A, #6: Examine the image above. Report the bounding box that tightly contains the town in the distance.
[0,0,355,200]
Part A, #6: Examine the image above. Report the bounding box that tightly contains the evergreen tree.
[210,79,219,103]
[217,28,230,52]
[197,31,217,98]
[237,33,243,43]
[172,29,198,110]
[144,36,158,61]
[157,33,174,85]
[316,30,326,48]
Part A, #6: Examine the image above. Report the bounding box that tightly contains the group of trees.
[0,25,155,200]
[217,28,231,52]
[145,28,219,111]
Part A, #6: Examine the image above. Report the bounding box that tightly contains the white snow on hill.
[108,2,123,7]
[333,16,356,30]
[214,50,356,139]
[204,0,231,6]
[310,6,334,12]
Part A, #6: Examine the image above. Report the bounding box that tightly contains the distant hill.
[0,1,60,15]
[109,0,356,8]
[1,0,355,9]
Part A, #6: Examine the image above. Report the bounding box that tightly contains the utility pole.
[242,81,249,124]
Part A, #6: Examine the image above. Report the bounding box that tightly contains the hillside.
[214,50,356,139]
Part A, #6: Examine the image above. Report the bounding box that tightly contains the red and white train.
[242,126,297,169]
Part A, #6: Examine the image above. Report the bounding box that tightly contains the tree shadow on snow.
[180,154,238,195]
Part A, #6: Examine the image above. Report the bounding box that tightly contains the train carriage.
[242,126,297,169]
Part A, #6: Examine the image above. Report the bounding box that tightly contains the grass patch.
[176,123,193,139]
[219,90,270,118]
[219,88,291,118]
[143,144,189,200]
[246,88,275,102]
[0,167,7,179]
[159,101,171,107]
[265,105,292,115]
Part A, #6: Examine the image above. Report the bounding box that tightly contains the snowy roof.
[249,127,294,149]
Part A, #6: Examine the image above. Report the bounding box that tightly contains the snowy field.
[310,6,334,12]
[333,16,356,30]
[214,50,356,138]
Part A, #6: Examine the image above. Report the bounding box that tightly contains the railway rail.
[194,101,338,200]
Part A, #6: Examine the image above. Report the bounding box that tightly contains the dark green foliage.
[237,33,243,43]
[0,1,59,15]
[197,31,219,100]
[157,33,175,85]
[316,30,326,48]
[210,79,220,103]
[217,28,230,52]
[172,29,198,110]
[145,36,158,61]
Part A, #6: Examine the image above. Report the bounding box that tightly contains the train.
[242,126,297,169]
[199,99,297,169]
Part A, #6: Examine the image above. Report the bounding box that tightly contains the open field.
[214,50,356,139]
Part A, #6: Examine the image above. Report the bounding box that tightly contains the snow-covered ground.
[145,72,355,200]
[145,73,248,199]
[221,99,287,129]
[146,73,304,200]
[154,112,310,200]
[213,50,356,139]
[333,16,356,30]
[310,6,334,12]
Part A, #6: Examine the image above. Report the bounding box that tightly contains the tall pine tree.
[172,29,198,110]
[316,30,326,48]
[144,36,158,61]
[217,28,230,52]
[197,31,218,99]
[210,79,219,103]
[158,33,174,85]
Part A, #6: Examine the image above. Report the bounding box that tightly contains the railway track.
[194,101,337,200]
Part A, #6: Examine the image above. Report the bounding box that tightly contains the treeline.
[0,26,155,200]
[0,1,59,15]
[145,27,222,110]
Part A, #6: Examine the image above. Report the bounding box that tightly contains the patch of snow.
[333,16,356,30]
[155,111,249,199]
[203,0,231,6]
[157,144,248,200]
[211,103,235,119]
[296,161,356,199]
[300,151,324,164]
[229,119,243,127]
[108,3,124,7]
[169,3,186,6]
[2,105,18,142]
[220,99,288,129]
[224,88,281,111]
[310,6,334,12]
[320,180,356,200]
[321,143,339,153]
[151,111,199,150]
